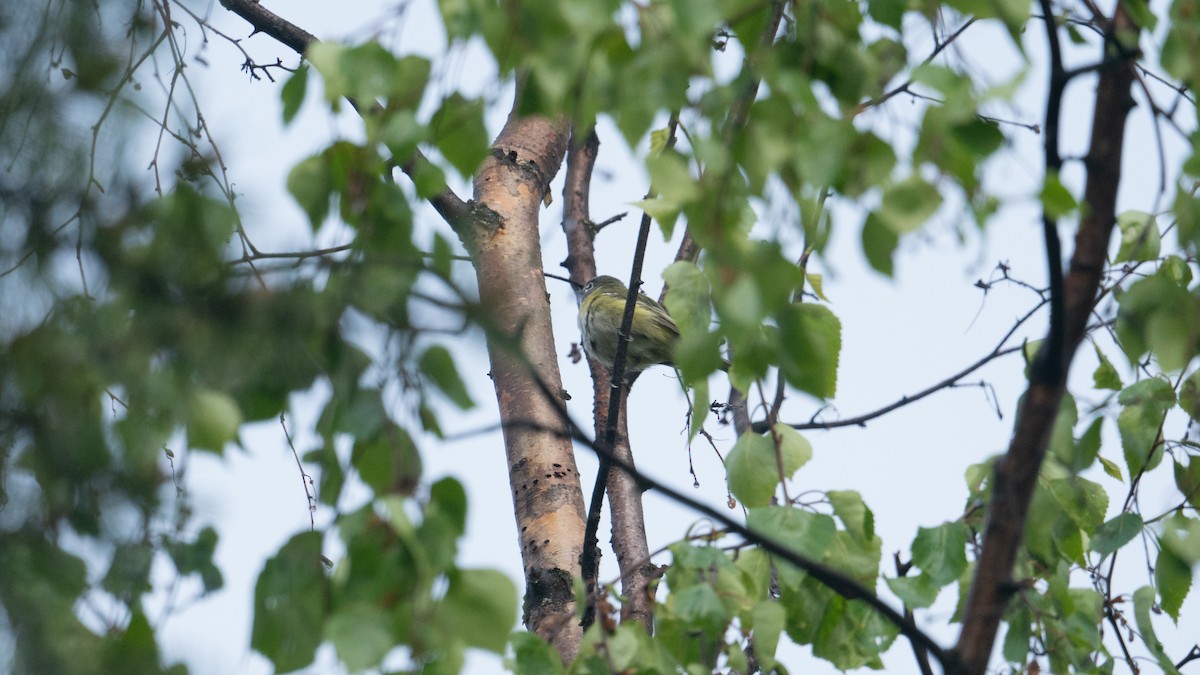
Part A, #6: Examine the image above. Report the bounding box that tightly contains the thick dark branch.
[1036,0,1068,383]
[217,0,316,54]
[950,6,1138,674]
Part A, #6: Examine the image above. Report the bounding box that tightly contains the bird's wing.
[635,294,680,338]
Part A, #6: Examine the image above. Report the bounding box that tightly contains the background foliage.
[2,0,1200,673]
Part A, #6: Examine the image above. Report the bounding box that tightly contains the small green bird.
[576,275,680,373]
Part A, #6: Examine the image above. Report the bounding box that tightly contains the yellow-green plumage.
[576,275,680,372]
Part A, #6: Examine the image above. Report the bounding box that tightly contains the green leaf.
[102,543,154,599]
[1116,268,1200,371]
[809,592,897,669]
[878,175,942,234]
[1067,417,1103,474]
[1163,0,1200,85]
[1117,378,1174,476]
[1089,512,1143,556]
[647,151,699,240]
[287,154,333,230]
[186,388,242,453]
[327,603,393,671]
[1040,171,1078,219]
[1099,455,1124,481]
[1133,585,1183,674]
[671,583,728,635]
[1045,477,1108,533]
[663,261,712,333]
[103,611,160,674]
[861,211,898,276]
[1162,513,1200,564]
[727,433,797,508]
[420,345,475,409]
[910,522,968,585]
[438,568,518,652]
[507,632,565,675]
[749,600,784,670]
[167,527,224,593]
[251,531,328,672]
[1174,186,1200,247]
[281,65,309,125]
[746,506,837,562]
[381,110,430,164]
[351,423,422,496]
[885,573,942,608]
[307,42,430,106]
[828,490,874,543]
[1115,210,1161,263]
[776,303,841,399]
[430,93,489,178]
[1176,457,1200,509]
[867,0,905,29]
[1155,545,1192,621]
[1180,368,1200,419]
[774,424,813,473]
[1093,345,1123,390]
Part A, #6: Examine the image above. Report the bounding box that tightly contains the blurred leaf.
[878,175,942,234]
[506,632,565,675]
[1040,172,1078,219]
[746,506,837,562]
[1093,345,1123,390]
[749,600,785,671]
[420,345,475,409]
[911,521,967,585]
[1116,267,1200,371]
[776,303,841,398]
[828,490,874,543]
[328,603,393,671]
[886,572,942,608]
[1179,368,1200,418]
[1155,544,1192,621]
[727,432,804,508]
[288,153,334,230]
[1090,512,1143,556]
[430,93,489,178]
[251,532,328,672]
[1133,586,1184,674]
[186,388,242,453]
[861,212,898,276]
[1117,378,1174,476]
[1115,210,1161,263]
[1176,458,1200,509]
[438,569,518,652]
[281,65,309,125]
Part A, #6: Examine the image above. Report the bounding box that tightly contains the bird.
[575,275,681,373]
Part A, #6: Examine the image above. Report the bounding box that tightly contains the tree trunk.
[470,109,586,661]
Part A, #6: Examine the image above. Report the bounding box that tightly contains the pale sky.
[126,1,1200,674]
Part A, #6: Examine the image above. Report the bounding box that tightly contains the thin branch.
[280,413,316,530]
[761,297,1047,433]
[857,18,978,114]
[216,0,472,236]
[581,114,680,630]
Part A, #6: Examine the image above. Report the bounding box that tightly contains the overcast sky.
[138,1,1200,673]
